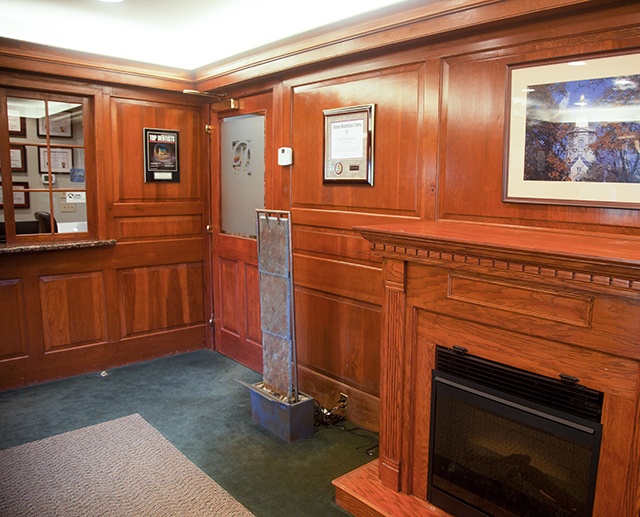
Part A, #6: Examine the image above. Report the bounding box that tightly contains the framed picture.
[504,52,640,208]
[8,109,26,137]
[323,104,375,185]
[38,110,73,138]
[0,181,30,208]
[0,145,27,172]
[39,147,73,173]
[144,128,180,182]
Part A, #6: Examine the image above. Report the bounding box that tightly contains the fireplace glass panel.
[428,371,601,517]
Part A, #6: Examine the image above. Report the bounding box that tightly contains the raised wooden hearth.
[333,460,452,517]
[335,220,640,517]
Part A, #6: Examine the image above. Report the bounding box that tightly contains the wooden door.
[210,93,274,372]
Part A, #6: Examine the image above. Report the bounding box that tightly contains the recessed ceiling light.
[98,0,124,3]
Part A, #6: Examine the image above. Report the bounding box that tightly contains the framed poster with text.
[144,128,180,182]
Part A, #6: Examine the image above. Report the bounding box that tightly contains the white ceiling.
[0,0,411,70]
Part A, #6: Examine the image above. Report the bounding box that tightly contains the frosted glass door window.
[220,114,265,237]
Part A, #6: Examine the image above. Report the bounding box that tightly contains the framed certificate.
[39,147,73,173]
[38,110,73,138]
[323,104,375,185]
[0,181,30,208]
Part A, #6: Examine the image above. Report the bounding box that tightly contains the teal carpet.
[0,351,378,517]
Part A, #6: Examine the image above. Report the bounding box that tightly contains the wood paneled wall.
[0,75,207,390]
[1,1,638,437]
[268,2,640,431]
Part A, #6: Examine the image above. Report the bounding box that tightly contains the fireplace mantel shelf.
[334,221,640,517]
[355,220,640,280]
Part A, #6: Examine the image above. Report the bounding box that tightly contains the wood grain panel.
[294,254,382,305]
[117,215,203,240]
[245,263,262,345]
[439,20,640,233]
[291,63,424,215]
[333,460,451,517]
[594,394,640,517]
[111,98,202,203]
[39,272,107,351]
[295,287,381,395]
[0,279,28,360]
[407,265,640,361]
[448,274,594,327]
[378,258,407,492]
[293,226,377,262]
[118,263,204,338]
[219,258,240,336]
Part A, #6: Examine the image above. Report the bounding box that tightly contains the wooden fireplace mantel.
[334,220,640,517]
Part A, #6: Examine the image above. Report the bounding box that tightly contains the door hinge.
[206,224,213,234]
[205,124,212,134]
[208,317,214,327]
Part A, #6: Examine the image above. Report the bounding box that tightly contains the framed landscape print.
[504,52,640,208]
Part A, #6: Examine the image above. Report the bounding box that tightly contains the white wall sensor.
[278,147,293,166]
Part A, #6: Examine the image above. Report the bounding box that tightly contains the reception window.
[1,91,94,245]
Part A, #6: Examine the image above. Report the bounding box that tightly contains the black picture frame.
[144,128,180,182]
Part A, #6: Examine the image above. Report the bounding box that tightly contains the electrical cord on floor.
[314,399,345,427]
[313,399,379,456]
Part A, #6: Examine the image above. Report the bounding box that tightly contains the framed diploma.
[323,104,375,185]
[38,110,73,138]
[8,109,26,137]
[0,181,30,208]
[10,145,26,172]
[39,147,73,173]
[0,145,27,173]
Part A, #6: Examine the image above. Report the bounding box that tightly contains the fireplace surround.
[334,221,640,517]
[429,346,603,517]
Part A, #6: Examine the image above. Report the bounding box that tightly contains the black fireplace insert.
[428,346,603,517]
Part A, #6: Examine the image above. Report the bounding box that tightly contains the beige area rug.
[0,414,254,517]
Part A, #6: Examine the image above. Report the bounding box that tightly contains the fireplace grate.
[435,345,603,423]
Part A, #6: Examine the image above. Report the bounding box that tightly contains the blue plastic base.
[240,381,315,443]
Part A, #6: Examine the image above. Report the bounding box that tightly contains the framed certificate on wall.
[323,104,375,185]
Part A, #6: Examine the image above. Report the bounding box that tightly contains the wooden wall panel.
[118,262,204,338]
[245,263,262,345]
[294,254,382,306]
[293,225,379,263]
[116,215,202,241]
[295,287,381,395]
[0,279,28,360]
[111,98,202,203]
[291,62,424,216]
[219,257,241,336]
[438,17,640,233]
[39,272,107,351]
